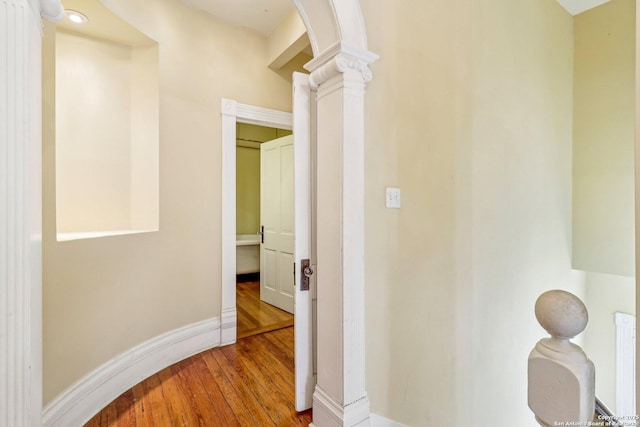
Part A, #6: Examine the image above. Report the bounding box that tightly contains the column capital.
[305,41,378,88]
[39,0,64,21]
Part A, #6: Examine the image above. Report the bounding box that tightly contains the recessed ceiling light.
[65,9,88,24]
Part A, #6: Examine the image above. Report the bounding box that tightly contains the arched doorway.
[288,3,378,424]
[2,0,378,425]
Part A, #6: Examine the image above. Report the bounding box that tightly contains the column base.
[311,385,370,427]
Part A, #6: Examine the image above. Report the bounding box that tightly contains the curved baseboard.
[42,317,221,427]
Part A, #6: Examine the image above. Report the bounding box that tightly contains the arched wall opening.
[5,1,380,427]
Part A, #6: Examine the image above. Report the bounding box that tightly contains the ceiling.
[556,0,612,15]
[58,0,293,44]
[178,0,614,35]
[178,0,295,36]
[59,0,611,48]
[58,0,155,46]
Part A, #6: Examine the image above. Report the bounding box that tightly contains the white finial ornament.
[528,290,595,426]
[535,289,588,340]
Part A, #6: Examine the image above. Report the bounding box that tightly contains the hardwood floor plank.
[111,389,136,426]
[236,304,259,330]
[99,402,114,426]
[232,342,295,414]
[258,333,295,373]
[237,319,294,340]
[83,412,101,427]
[157,367,202,426]
[139,373,173,426]
[131,382,155,427]
[208,349,276,426]
[220,344,292,426]
[238,336,295,402]
[236,280,294,338]
[269,327,296,360]
[85,327,312,427]
[236,338,294,405]
[188,356,241,427]
[170,358,223,426]
[279,325,295,341]
[200,350,260,426]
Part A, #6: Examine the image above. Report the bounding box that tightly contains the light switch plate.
[386,187,401,208]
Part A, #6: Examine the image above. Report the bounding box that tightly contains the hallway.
[84,327,311,426]
[236,279,294,339]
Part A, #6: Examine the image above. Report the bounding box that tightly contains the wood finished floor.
[84,327,311,426]
[236,280,294,339]
[85,280,303,426]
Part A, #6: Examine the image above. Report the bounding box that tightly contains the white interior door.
[259,72,315,411]
[292,72,315,411]
[260,135,295,314]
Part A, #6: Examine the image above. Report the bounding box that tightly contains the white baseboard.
[309,412,406,427]
[220,307,237,345]
[370,412,407,427]
[312,385,371,426]
[42,317,221,427]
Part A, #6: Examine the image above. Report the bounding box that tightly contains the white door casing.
[221,75,316,411]
[220,100,292,345]
[260,135,295,314]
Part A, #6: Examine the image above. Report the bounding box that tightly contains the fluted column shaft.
[1,1,61,425]
[307,42,377,427]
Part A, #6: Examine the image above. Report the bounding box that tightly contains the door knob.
[300,259,312,291]
[303,266,314,277]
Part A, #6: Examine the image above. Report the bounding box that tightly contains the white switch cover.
[386,187,401,208]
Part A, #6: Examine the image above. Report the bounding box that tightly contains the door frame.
[220,99,293,345]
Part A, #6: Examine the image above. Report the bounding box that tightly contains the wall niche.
[55,0,159,241]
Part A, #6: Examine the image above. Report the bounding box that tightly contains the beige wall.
[573,0,636,410]
[236,145,260,235]
[573,0,636,278]
[130,43,160,231]
[56,30,159,235]
[42,0,294,404]
[43,0,625,423]
[267,7,310,70]
[362,0,576,425]
[582,271,635,406]
[55,31,133,232]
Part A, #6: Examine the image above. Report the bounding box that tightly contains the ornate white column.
[1,1,62,426]
[307,41,377,427]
